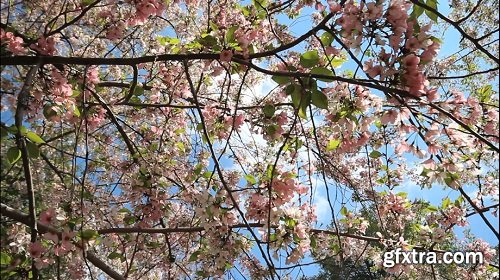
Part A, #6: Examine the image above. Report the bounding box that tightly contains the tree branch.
[0,203,126,280]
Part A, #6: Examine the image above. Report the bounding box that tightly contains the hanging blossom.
[128,0,166,26]
[30,36,58,56]
[0,29,27,55]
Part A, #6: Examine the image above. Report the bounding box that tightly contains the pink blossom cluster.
[128,0,165,26]
[285,238,311,264]
[219,50,233,62]
[28,241,54,269]
[0,29,27,55]
[484,109,499,140]
[86,66,100,85]
[233,24,268,58]
[159,65,189,99]
[378,192,409,216]
[106,21,126,41]
[467,239,496,265]
[30,36,57,56]
[354,1,442,97]
[213,6,271,58]
[51,69,74,104]
[336,2,364,48]
[86,107,107,130]
[246,193,269,221]
[43,68,82,124]
[440,205,468,227]
[264,111,287,141]
[341,212,370,234]
[28,208,76,269]
[386,1,412,49]
[224,114,245,131]
[272,172,308,204]
[42,230,75,256]
[401,54,428,96]
[381,107,410,125]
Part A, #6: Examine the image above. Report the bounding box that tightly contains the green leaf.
[196,271,208,277]
[118,208,131,213]
[0,252,11,265]
[310,235,317,249]
[340,206,348,216]
[330,57,346,68]
[25,131,45,144]
[269,233,277,242]
[157,36,180,46]
[175,142,185,152]
[266,125,277,136]
[265,164,274,180]
[199,34,218,47]
[71,88,81,98]
[124,216,136,225]
[300,50,320,68]
[291,86,302,109]
[444,172,459,188]
[369,151,382,158]
[26,141,40,158]
[80,229,99,240]
[285,217,297,228]
[272,75,290,85]
[0,127,8,139]
[209,21,219,31]
[244,174,257,185]
[185,41,202,50]
[81,0,94,6]
[311,89,328,109]
[43,105,58,119]
[285,83,297,95]
[17,126,27,134]
[108,252,122,260]
[189,250,201,261]
[375,178,385,184]
[442,197,451,209]
[225,26,238,43]
[477,85,493,102]
[397,192,408,198]
[147,242,162,249]
[326,139,341,151]
[320,32,334,46]
[298,93,310,119]
[7,147,21,164]
[411,3,425,19]
[202,171,213,179]
[133,86,144,96]
[263,104,275,118]
[424,0,438,22]
[310,67,334,82]
[224,262,233,270]
[73,106,81,117]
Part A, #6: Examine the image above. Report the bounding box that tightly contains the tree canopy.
[0,0,498,279]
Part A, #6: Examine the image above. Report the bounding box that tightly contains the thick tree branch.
[14,64,40,279]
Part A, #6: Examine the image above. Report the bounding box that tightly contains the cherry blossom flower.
[0,30,27,55]
[30,36,57,55]
[28,241,45,258]
[39,208,56,225]
[220,50,233,62]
